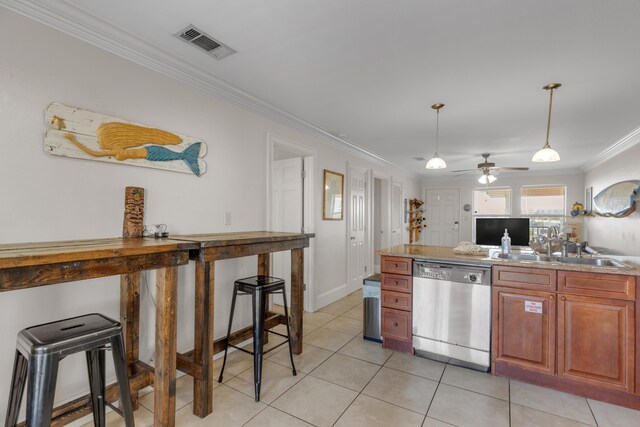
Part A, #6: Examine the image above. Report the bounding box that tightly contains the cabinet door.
[493,287,556,375]
[558,294,635,392]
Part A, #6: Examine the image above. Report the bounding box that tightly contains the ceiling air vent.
[174,25,236,60]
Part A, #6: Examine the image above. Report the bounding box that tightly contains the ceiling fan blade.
[494,167,529,171]
[451,168,480,173]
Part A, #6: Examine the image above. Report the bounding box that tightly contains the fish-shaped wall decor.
[44,102,207,176]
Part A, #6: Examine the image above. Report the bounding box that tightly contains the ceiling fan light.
[478,174,497,184]
[478,172,497,184]
[532,144,560,162]
[426,154,447,169]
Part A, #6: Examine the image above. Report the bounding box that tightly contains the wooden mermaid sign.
[44,102,207,176]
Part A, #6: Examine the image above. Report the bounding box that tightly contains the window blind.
[521,185,566,215]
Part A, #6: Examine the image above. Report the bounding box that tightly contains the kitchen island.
[378,244,640,410]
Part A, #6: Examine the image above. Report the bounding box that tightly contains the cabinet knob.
[394,281,398,285]
[394,322,399,327]
[561,296,566,301]
[394,263,399,268]
[549,295,554,300]
[394,298,399,303]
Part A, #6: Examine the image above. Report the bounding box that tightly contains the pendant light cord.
[545,88,554,147]
[435,108,440,154]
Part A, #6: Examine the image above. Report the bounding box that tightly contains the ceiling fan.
[452,153,529,183]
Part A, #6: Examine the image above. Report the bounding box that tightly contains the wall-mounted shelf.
[409,198,424,244]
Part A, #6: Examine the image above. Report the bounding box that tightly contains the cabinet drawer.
[382,307,411,341]
[558,271,636,301]
[381,274,412,294]
[382,290,412,311]
[382,256,412,275]
[493,265,557,292]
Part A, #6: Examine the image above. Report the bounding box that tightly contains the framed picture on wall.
[323,169,344,220]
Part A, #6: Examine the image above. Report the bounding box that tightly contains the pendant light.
[532,83,561,162]
[478,170,497,184]
[426,103,447,169]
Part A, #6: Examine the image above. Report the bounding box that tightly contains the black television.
[475,218,530,246]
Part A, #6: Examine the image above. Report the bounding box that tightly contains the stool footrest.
[263,340,290,354]
[106,401,123,417]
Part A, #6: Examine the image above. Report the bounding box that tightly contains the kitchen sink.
[553,256,629,268]
[496,253,552,262]
[495,253,629,268]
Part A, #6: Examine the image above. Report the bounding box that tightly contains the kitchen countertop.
[378,245,640,276]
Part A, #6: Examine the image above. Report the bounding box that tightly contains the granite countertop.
[377,245,640,276]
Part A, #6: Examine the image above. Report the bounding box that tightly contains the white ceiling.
[39,1,640,176]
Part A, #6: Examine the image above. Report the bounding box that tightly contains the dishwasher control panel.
[414,261,490,286]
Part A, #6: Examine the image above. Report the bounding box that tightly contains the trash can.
[363,274,382,343]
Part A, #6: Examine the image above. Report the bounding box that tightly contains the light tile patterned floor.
[84,289,640,427]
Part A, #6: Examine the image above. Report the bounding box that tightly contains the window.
[473,187,512,216]
[472,187,512,242]
[521,185,566,237]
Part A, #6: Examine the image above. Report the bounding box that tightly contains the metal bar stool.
[217,275,297,401]
[4,314,134,427]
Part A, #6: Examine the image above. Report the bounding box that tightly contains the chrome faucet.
[576,243,583,258]
[546,226,559,257]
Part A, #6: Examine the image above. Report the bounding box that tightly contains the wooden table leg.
[290,248,304,354]
[258,254,270,344]
[155,266,177,427]
[120,272,140,410]
[193,260,214,417]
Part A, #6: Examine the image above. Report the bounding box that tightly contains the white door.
[272,157,303,304]
[391,181,403,246]
[348,166,367,293]
[425,188,460,246]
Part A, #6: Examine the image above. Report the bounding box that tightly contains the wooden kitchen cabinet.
[493,265,556,292]
[493,265,640,410]
[493,287,556,375]
[381,256,412,275]
[381,255,413,353]
[558,294,635,393]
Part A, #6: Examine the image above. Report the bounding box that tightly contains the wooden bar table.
[170,231,314,418]
[0,237,198,427]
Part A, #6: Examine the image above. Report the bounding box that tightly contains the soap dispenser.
[501,228,511,254]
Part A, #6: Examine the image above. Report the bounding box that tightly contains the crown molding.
[0,0,418,178]
[581,125,640,172]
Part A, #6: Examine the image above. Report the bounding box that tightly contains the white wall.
[422,172,585,243]
[584,143,640,255]
[0,10,419,415]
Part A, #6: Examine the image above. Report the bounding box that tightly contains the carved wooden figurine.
[123,186,145,238]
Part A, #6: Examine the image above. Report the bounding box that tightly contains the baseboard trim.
[316,283,349,309]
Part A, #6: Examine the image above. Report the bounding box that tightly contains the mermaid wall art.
[44,102,207,176]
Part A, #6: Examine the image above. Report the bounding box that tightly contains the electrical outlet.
[224,211,232,226]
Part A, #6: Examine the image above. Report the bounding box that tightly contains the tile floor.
[83,289,640,427]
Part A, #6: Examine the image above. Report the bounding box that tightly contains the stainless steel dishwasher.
[412,260,492,372]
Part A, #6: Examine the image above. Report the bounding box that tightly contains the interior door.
[391,181,403,246]
[348,166,367,293]
[271,157,303,305]
[425,188,460,246]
